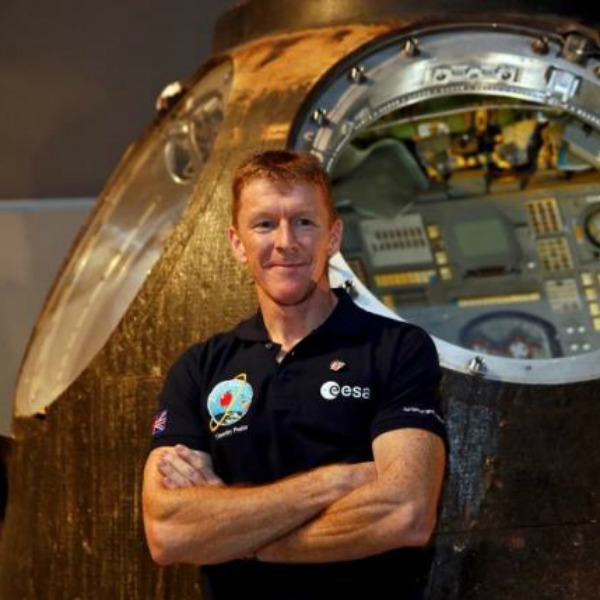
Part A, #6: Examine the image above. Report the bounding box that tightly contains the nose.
[274,221,298,252]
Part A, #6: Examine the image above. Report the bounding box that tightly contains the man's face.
[228,178,342,306]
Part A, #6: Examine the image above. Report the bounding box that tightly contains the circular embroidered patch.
[207,373,254,432]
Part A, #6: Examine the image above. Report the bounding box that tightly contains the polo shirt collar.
[234,287,368,343]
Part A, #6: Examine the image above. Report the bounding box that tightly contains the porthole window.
[15,60,233,416]
[293,25,600,383]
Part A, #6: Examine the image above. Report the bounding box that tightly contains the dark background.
[2,1,599,200]
[0,0,237,200]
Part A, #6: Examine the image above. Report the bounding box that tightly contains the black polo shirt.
[150,288,447,599]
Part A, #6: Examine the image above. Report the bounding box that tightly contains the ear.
[228,226,248,263]
[327,218,343,257]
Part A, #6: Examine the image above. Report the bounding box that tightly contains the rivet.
[348,66,366,83]
[402,38,420,58]
[532,37,549,55]
[468,355,487,376]
[311,108,328,126]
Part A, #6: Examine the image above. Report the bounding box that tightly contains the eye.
[295,217,316,227]
[253,220,275,231]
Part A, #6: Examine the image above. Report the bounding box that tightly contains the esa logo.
[320,380,371,401]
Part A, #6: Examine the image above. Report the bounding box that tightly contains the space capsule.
[1,1,599,597]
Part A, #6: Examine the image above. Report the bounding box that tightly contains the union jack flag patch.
[151,409,168,435]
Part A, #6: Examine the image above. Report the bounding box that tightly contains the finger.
[162,474,192,490]
[162,476,177,490]
[158,459,195,488]
[186,452,224,485]
[175,445,205,468]
[175,446,225,486]
[157,448,184,476]
[173,445,218,485]
[203,469,225,486]
[206,478,225,487]
[162,451,207,485]
[161,464,194,489]
[157,459,176,479]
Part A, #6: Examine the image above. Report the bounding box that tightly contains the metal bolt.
[311,108,328,126]
[468,355,487,376]
[348,66,366,83]
[561,32,594,65]
[343,279,357,298]
[155,80,185,114]
[402,38,420,58]
[532,37,549,55]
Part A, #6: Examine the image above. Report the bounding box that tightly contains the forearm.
[146,472,338,565]
[143,451,374,566]
[256,430,446,564]
[255,478,432,563]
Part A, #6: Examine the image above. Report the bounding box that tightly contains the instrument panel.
[337,159,600,359]
[291,22,600,379]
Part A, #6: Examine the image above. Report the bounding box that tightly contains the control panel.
[336,143,600,359]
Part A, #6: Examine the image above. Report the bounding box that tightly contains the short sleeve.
[370,325,448,450]
[149,346,209,452]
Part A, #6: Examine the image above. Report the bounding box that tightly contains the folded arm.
[256,428,446,563]
[142,446,376,566]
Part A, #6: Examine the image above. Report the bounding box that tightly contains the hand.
[157,445,224,490]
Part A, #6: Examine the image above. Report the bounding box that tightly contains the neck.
[257,284,338,352]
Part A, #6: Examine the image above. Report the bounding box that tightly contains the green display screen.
[453,219,510,258]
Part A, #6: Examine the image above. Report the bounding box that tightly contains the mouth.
[271,263,306,269]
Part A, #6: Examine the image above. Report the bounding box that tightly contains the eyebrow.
[246,207,318,219]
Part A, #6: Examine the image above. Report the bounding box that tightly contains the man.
[143,150,447,599]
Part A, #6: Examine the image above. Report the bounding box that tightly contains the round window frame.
[15,59,233,416]
[292,22,600,384]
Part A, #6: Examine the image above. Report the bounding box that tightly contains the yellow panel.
[374,270,435,288]
[381,294,395,310]
[527,198,562,235]
[589,303,600,316]
[427,225,440,239]
[458,292,540,307]
[435,251,448,265]
[439,267,452,281]
[582,272,593,287]
[585,288,598,301]
[536,237,573,271]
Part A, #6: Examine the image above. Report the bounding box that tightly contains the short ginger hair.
[231,150,338,226]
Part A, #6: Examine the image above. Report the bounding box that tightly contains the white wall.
[0,199,94,436]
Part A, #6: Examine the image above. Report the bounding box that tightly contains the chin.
[264,284,318,306]
[270,292,312,306]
